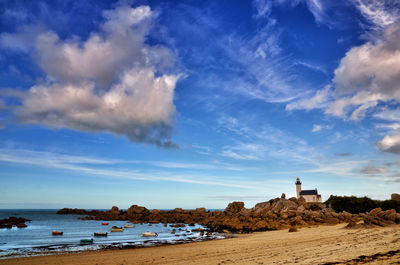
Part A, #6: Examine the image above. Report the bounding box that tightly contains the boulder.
[127,205,149,216]
[297,196,306,206]
[383,209,397,222]
[271,199,298,212]
[391,193,400,201]
[224,201,245,215]
[369,208,384,218]
[16,223,27,228]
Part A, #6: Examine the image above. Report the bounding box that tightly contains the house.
[295,177,322,203]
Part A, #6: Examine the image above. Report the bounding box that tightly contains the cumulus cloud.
[287,22,400,122]
[377,134,400,154]
[331,22,400,120]
[0,4,179,147]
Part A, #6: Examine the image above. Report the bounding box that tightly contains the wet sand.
[2,223,400,265]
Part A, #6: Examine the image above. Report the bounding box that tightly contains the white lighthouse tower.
[295,177,302,198]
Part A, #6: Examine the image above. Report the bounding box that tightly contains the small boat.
[110,226,123,232]
[80,239,94,244]
[142,232,158,237]
[101,222,109,225]
[52,230,63,235]
[94,232,108,237]
[124,224,135,228]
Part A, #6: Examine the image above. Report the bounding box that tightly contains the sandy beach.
[2,223,400,265]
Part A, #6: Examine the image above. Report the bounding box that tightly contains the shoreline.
[0,233,229,260]
[2,224,400,265]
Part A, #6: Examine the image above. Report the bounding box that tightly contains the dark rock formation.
[0,216,31,229]
[57,197,400,233]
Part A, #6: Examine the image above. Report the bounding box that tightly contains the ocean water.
[0,210,219,258]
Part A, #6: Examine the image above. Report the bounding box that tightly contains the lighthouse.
[295,177,302,198]
[295,177,322,203]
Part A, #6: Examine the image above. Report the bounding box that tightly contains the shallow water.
[0,209,219,258]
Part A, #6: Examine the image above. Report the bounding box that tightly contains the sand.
[2,224,400,265]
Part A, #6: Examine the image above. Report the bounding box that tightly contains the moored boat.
[80,239,94,244]
[142,231,158,237]
[52,230,63,235]
[94,232,107,237]
[110,226,123,232]
[124,224,135,228]
[101,222,109,225]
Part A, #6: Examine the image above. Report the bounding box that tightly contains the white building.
[295,177,322,203]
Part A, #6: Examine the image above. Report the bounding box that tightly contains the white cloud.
[220,143,266,160]
[285,86,332,111]
[217,114,318,163]
[377,134,400,154]
[374,108,400,122]
[0,4,179,147]
[287,22,400,122]
[0,148,264,190]
[328,22,400,120]
[253,0,273,19]
[311,124,331,132]
[355,0,400,29]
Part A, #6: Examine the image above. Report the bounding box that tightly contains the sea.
[0,209,221,259]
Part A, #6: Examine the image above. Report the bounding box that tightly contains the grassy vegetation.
[325,195,400,214]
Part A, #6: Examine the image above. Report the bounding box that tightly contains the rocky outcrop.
[224,202,245,216]
[58,197,400,233]
[391,193,400,201]
[0,216,31,229]
[56,208,90,215]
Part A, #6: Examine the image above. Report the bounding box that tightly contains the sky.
[0,0,400,209]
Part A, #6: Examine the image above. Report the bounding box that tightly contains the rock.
[127,205,149,216]
[296,205,305,214]
[195,208,206,213]
[340,211,352,221]
[391,193,400,201]
[16,223,27,228]
[111,206,119,212]
[345,221,359,229]
[297,196,306,206]
[224,201,245,215]
[170,223,186,228]
[281,193,286,199]
[288,197,298,203]
[0,217,30,229]
[383,209,397,222]
[288,226,298,232]
[56,208,88,215]
[254,201,270,209]
[369,208,384,218]
[271,199,298,212]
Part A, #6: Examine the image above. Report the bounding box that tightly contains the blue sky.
[1,0,400,209]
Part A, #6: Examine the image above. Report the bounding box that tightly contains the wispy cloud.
[0,148,264,190]
[354,0,400,29]
[217,114,319,164]
[360,165,389,174]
